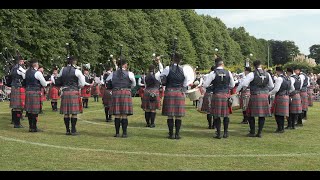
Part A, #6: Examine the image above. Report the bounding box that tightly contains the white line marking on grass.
[0,135,318,158]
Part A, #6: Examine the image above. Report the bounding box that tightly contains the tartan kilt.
[300,91,308,111]
[273,95,289,117]
[110,89,133,115]
[60,90,83,115]
[50,86,60,100]
[99,86,105,97]
[308,87,313,106]
[239,90,250,110]
[91,85,100,96]
[289,93,302,114]
[102,89,113,108]
[40,88,46,102]
[141,88,160,110]
[246,93,270,117]
[201,92,212,114]
[210,93,230,117]
[138,87,145,99]
[81,86,91,98]
[25,91,42,114]
[10,86,25,109]
[162,88,185,117]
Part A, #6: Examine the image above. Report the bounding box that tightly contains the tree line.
[0,9,314,76]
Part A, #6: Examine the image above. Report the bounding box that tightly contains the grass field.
[1,97,320,171]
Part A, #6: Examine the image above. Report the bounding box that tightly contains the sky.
[195,9,320,55]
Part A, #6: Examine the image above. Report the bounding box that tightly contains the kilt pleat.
[141,88,160,110]
[91,85,100,96]
[102,89,113,108]
[10,87,25,109]
[50,86,60,100]
[210,93,230,117]
[110,89,133,115]
[201,92,212,114]
[60,91,83,114]
[273,95,289,117]
[25,91,41,114]
[162,88,185,117]
[300,91,308,111]
[246,93,270,117]
[81,86,91,98]
[289,93,302,114]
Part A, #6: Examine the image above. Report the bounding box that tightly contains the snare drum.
[186,88,201,101]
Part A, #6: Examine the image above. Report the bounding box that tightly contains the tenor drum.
[186,88,201,101]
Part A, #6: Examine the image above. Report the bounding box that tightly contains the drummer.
[201,66,215,129]
[203,57,235,139]
[191,72,203,107]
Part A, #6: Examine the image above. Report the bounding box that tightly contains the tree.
[309,44,320,64]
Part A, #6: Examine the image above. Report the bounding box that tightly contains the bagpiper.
[50,67,60,111]
[296,68,310,126]
[236,67,252,124]
[81,68,93,108]
[102,66,113,122]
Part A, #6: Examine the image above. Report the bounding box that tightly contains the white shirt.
[236,75,246,92]
[106,68,136,89]
[138,76,145,86]
[289,76,296,93]
[237,68,274,92]
[58,65,86,88]
[34,71,50,87]
[299,74,305,89]
[50,74,57,84]
[155,62,164,82]
[17,66,26,79]
[269,75,284,95]
[160,64,193,87]
[203,67,235,89]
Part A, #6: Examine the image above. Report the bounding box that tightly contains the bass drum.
[230,94,240,110]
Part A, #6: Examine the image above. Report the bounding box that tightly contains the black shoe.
[247,133,255,137]
[122,134,128,138]
[107,118,113,122]
[145,124,150,127]
[175,134,181,139]
[114,134,120,137]
[223,132,229,138]
[255,133,262,138]
[296,123,303,127]
[14,125,24,128]
[214,135,222,139]
[71,132,78,136]
[150,124,155,128]
[285,126,291,129]
[167,134,175,139]
[34,128,43,132]
[66,132,72,135]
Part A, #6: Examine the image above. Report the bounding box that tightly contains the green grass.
[1,97,320,170]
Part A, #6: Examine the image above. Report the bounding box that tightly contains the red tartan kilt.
[110,89,133,115]
[201,92,212,114]
[138,87,145,98]
[10,87,26,109]
[60,91,83,114]
[246,93,270,117]
[100,86,105,97]
[81,86,91,97]
[102,89,113,108]
[25,91,42,114]
[210,93,230,117]
[50,86,60,100]
[300,91,308,111]
[290,93,302,114]
[91,85,101,96]
[40,88,46,102]
[273,95,289,117]
[162,88,185,117]
[141,89,160,110]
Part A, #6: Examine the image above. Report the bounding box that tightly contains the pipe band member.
[269,67,290,133]
[236,67,252,124]
[160,53,193,140]
[296,67,310,125]
[10,56,26,128]
[102,66,114,122]
[81,68,93,108]
[286,67,302,129]
[58,57,86,135]
[204,57,235,139]
[201,66,215,129]
[239,60,274,138]
[106,58,136,138]
[25,60,51,132]
[50,67,60,111]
